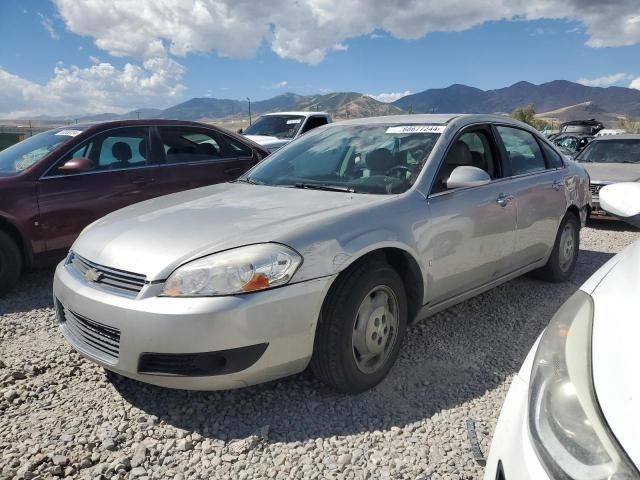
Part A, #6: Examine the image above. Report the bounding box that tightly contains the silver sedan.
[53,114,591,393]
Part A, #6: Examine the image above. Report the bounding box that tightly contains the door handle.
[130,176,147,185]
[496,194,514,207]
[552,180,563,191]
[224,167,243,176]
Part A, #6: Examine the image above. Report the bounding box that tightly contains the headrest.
[447,141,472,166]
[112,142,132,162]
[198,143,219,156]
[138,139,147,158]
[366,148,395,171]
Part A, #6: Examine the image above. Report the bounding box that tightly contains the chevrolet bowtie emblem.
[84,268,103,283]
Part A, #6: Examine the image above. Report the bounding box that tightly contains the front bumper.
[53,261,333,390]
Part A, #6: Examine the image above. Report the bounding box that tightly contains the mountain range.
[33,80,640,125]
[393,80,640,117]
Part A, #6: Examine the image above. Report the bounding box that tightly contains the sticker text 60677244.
[385,125,446,134]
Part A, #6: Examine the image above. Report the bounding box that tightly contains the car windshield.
[241,124,442,194]
[0,129,78,176]
[244,115,305,139]
[576,139,640,163]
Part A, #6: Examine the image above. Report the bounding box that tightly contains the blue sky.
[1,0,639,116]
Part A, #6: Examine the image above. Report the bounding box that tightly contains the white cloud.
[272,80,288,89]
[0,58,185,118]
[577,73,631,87]
[38,13,59,40]
[366,91,412,103]
[630,77,640,90]
[52,0,640,65]
[89,56,100,64]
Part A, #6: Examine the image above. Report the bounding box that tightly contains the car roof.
[592,134,640,141]
[57,119,222,132]
[261,111,329,117]
[332,113,518,126]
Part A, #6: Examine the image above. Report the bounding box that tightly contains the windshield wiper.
[233,177,263,185]
[294,183,355,193]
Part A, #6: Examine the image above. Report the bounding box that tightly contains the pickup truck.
[241,111,332,152]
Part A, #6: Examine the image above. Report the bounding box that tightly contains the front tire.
[0,230,22,296]
[536,212,580,283]
[311,261,407,393]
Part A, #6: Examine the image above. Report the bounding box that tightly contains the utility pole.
[246,97,252,125]
[28,120,33,137]
[136,111,140,120]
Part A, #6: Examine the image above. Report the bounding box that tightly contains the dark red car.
[0,120,269,294]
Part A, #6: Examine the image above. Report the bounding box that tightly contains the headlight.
[528,290,638,479]
[162,243,302,297]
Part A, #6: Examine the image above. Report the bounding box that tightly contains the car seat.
[366,148,397,176]
[109,142,132,169]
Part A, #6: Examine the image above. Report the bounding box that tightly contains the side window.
[221,134,253,157]
[53,127,149,175]
[540,142,565,168]
[433,129,499,193]
[158,128,229,164]
[496,126,547,175]
[300,116,328,134]
[98,133,148,169]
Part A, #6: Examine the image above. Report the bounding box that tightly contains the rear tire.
[0,230,22,296]
[311,261,407,393]
[536,212,580,283]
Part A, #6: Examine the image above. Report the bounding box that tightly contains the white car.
[242,111,331,151]
[484,182,640,479]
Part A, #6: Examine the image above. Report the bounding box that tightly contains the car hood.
[588,240,640,470]
[580,162,640,183]
[244,135,290,149]
[73,183,385,281]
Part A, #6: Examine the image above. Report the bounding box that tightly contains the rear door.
[424,125,517,304]
[37,126,156,254]
[153,126,256,193]
[494,125,567,269]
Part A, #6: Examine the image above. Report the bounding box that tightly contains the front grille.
[68,252,147,296]
[590,184,602,196]
[57,301,120,363]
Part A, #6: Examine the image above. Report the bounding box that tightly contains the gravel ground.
[1,221,638,480]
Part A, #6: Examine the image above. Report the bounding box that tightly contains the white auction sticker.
[55,129,83,137]
[286,119,302,124]
[386,125,445,134]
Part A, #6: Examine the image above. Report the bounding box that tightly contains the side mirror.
[237,128,244,134]
[599,183,640,228]
[446,166,491,190]
[58,157,96,174]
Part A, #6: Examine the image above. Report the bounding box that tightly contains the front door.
[423,127,517,305]
[37,126,155,255]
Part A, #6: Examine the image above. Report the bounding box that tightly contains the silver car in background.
[53,114,591,393]
[574,134,640,215]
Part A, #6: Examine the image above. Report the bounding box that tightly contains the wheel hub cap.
[352,286,399,374]
[559,224,575,272]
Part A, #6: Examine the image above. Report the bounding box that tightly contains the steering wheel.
[385,165,411,179]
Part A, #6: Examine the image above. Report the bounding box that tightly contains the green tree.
[511,104,550,131]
